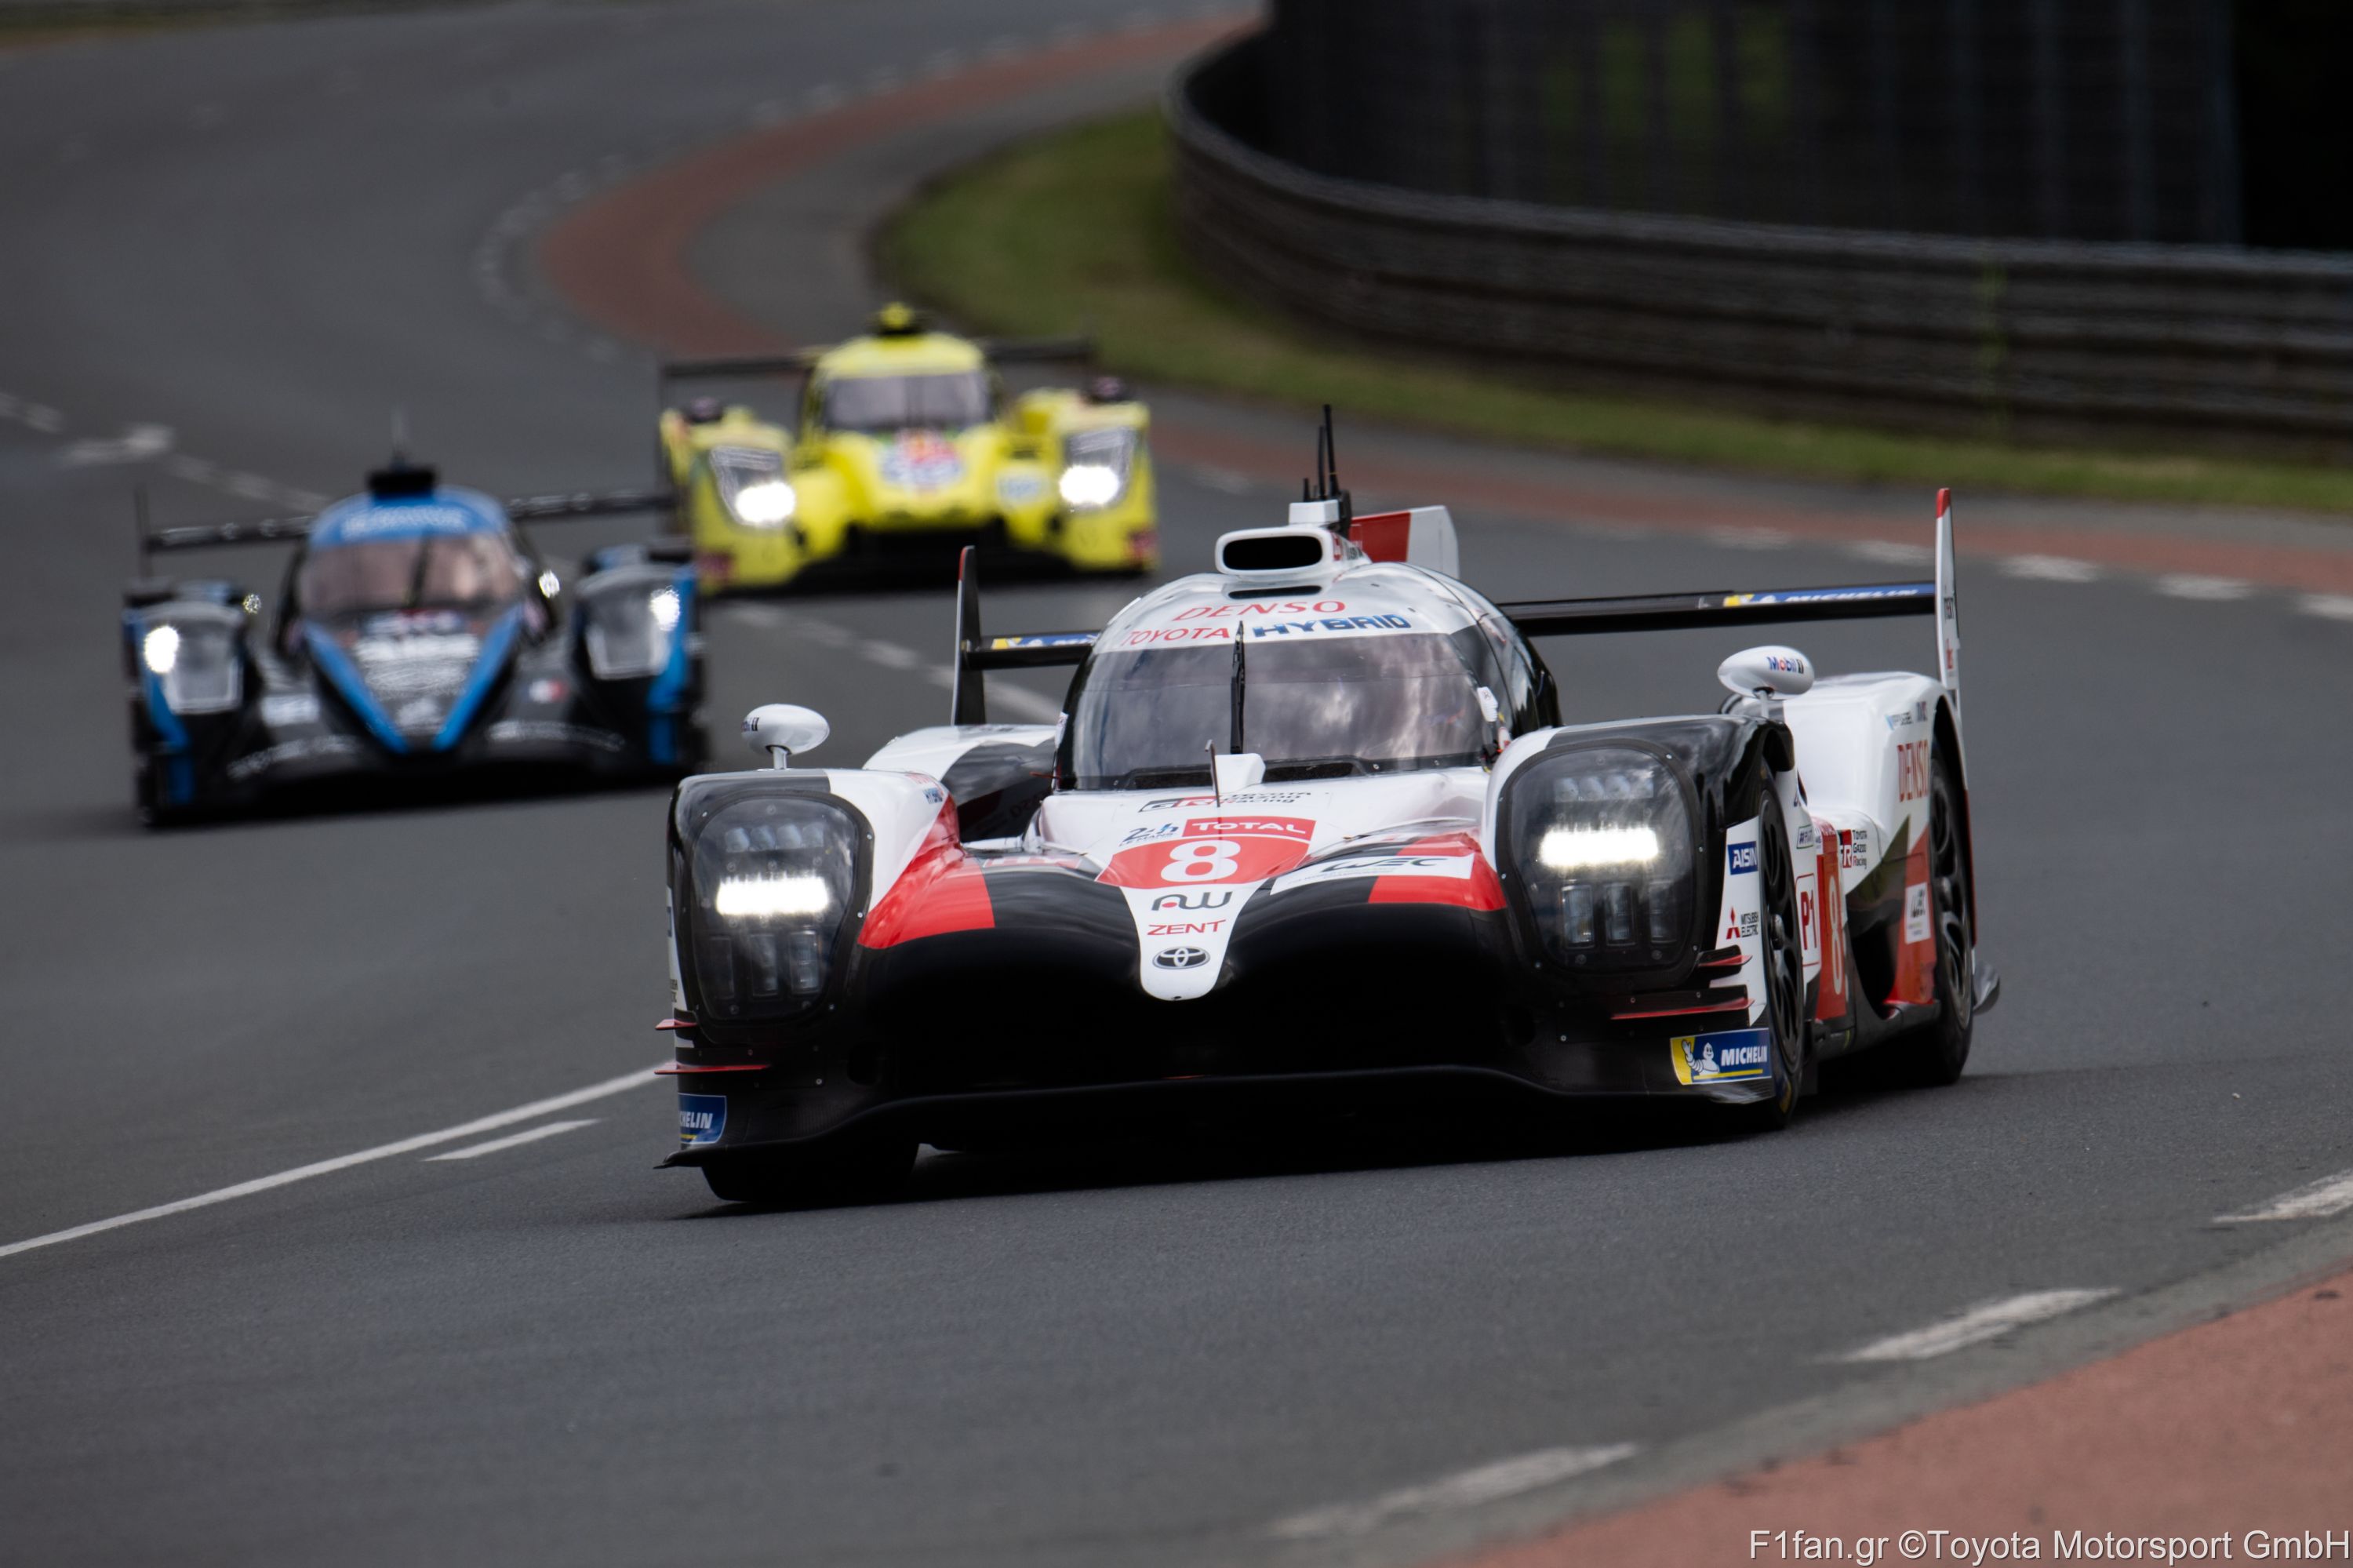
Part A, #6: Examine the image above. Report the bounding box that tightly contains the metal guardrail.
[1168,33,2353,449]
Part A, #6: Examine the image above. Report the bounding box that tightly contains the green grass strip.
[878,110,2353,515]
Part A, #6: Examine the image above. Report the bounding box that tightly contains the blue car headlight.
[1503,745,1698,971]
[580,573,685,680]
[138,606,245,715]
[671,784,866,1024]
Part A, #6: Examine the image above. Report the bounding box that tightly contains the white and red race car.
[657,438,1998,1202]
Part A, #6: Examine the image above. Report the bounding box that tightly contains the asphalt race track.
[5,3,2353,1565]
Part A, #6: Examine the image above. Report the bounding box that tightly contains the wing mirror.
[1718,646,1814,708]
[743,704,829,769]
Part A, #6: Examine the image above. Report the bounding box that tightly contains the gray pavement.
[2,4,2351,1565]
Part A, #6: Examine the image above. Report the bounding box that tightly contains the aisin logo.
[1152,946,1209,970]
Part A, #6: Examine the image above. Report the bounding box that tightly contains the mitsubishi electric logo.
[1152,946,1209,970]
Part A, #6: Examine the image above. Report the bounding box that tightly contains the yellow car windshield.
[823,371,990,434]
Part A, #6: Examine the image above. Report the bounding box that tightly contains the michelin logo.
[678,1093,727,1147]
[1671,1028,1773,1086]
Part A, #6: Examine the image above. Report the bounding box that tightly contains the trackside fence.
[1169,32,2353,452]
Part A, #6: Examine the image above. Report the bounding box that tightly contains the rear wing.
[949,547,1093,726]
[663,335,1095,388]
[134,484,678,573]
[947,491,1966,741]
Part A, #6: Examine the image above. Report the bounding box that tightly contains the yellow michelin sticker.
[1671,1028,1773,1085]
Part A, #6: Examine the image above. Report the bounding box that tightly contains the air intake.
[1217,528,1336,577]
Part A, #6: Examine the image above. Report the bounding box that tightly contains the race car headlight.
[580,576,686,680]
[1504,746,1697,971]
[711,445,795,529]
[1057,427,1136,511]
[140,611,243,715]
[673,786,865,1024]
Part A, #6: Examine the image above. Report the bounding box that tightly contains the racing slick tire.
[700,1133,916,1207]
[1729,772,1807,1132]
[1886,738,1975,1087]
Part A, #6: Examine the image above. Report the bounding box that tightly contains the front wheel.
[700,1134,916,1207]
[1730,776,1807,1131]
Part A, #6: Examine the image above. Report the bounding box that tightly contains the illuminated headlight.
[581,577,686,680]
[139,613,243,715]
[1537,824,1660,871]
[1507,748,1695,970]
[141,624,180,675]
[674,788,863,1022]
[1058,427,1137,511]
[537,569,562,599]
[711,445,795,529]
[712,872,831,919]
[1058,464,1122,508]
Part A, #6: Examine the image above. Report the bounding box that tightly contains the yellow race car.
[658,305,1158,591]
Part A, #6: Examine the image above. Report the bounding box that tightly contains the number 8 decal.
[1166,839,1242,882]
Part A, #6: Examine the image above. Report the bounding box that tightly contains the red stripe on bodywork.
[1812,817,1850,1023]
[1888,828,1936,1006]
[1349,509,1414,562]
[858,800,995,948]
[1365,833,1507,911]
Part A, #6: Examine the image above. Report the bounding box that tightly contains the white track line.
[1270,1444,1638,1539]
[2155,573,2250,601]
[2217,1170,2353,1223]
[1842,1290,2115,1362]
[2003,554,2102,582]
[1846,539,1933,566]
[988,684,1062,722]
[2297,595,2353,622]
[424,1119,600,1162]
[0,1065,662,1264]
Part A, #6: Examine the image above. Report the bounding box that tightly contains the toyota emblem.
[1152,946,1209,970]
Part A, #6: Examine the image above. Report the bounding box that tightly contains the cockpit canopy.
[294,489,528,622]
[818,370,993,435]
[1059,628,1499,790]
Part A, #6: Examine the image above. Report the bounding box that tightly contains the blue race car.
[122,460,702,824]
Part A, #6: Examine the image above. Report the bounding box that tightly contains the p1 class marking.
[1840,1290,2116,1362]
[0,1065,663,1263]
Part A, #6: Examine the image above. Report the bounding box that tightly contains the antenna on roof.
[368,408,437,500]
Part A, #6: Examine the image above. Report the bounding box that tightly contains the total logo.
[1152,946,1210,970]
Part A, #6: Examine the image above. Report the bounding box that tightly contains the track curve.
[3,4,2352,1565]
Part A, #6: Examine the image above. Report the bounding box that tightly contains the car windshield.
[821,371,991,433]
[297,534,524,620]
[1064,632,1490,789]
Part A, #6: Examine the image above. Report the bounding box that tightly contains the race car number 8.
[1166,840,1243,882]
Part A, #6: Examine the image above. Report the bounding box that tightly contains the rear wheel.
[1732,779,1807,1131]
[700,1134,915,1207]
[1887,740,1974,1086]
